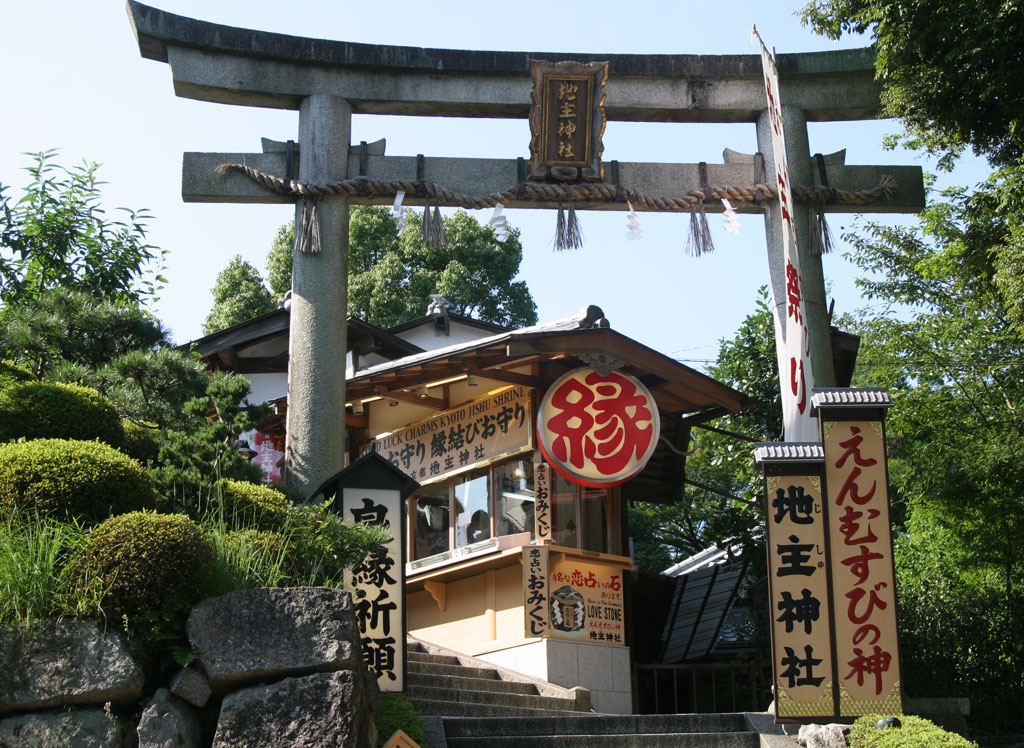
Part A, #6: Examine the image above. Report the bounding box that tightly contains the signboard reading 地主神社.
[537,367,660,488]
[821,418,902,716]
[763,469,836,719]
[367,386,532,485]
[528,60,607,182]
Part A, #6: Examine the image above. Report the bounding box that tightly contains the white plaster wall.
[478,639,633,714]
[397,321,496,351]
[243,372,288,405]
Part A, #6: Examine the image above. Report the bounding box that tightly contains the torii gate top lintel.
[128,1,881,123]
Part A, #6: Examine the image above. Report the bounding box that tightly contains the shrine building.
[190,300,751,713]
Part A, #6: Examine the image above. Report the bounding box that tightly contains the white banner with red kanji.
[753,28,817,442]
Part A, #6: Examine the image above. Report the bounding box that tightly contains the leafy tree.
[264,207,538,329]
[801,0,1024,167]
[842,188,1024,728]
[629,288,779,572]
[203,255,276,334]
[0,151,164,308]
[0,287,166,377]
[265,222,293,299]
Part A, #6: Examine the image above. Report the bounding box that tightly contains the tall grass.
[0,512,88,626]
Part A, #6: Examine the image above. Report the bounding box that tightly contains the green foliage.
[119,420,159,464]
[0,381,124,448]
[0,287,167,377]
[151,371,267,510]
[214,479,291,531]
[842,183,1024,729]
[268,208,538,329]
[0,151,165,308]
[801,0,1024,167]
[629,288,778,572]
[848,714,977,748]
[0,439,155,524]
[0,512,89,626]
[204,527,302,595]
[265,222,293,298]
[373,692,425,748]
[203,254,276,334]
[58,346,210,431]
[286,500,392,583]
[65,511,213,627]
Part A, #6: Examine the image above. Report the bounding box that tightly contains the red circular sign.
[537,367,661,487]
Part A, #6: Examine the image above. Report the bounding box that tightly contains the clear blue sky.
[0,1,988,364]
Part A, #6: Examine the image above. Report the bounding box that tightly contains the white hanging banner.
[752,26,816,442]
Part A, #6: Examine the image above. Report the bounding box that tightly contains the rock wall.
[0,587,378,748]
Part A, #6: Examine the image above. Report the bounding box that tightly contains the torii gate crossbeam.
[128,2,924,494]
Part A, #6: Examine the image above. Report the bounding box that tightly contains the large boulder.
[137,688,204,748]
[0,708,125,748]
[186,587,359,695]
[212,671,376,748]
[0,620,144,714]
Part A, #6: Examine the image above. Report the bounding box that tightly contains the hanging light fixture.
[416,386,429,399]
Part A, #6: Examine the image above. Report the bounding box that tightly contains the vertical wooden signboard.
[813,390,902,716]
[755,443,836,720]
[524,545,550,638]
[314,452,419,693]
[534,461,554,543]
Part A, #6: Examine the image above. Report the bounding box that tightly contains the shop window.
[413,484,449,559]
[455,468,490,547]
[408,455,618,562]
[496,459,534,538]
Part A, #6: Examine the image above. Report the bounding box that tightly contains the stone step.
[441,714,751,739]
[407,684,576,712]
[406,671,538,696]
[414,699,588,718]
[407,651,462,667]
[406,659,502,681]
[444,732,760,748]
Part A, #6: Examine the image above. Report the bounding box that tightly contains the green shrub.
[849,714,978,748]
[0,381,124,447]
[65,511,213,625]
[0,439,155,524]
[373,692,425,748]
[0,361,32,388]
[214,479,291,530]
[120,420,160,464]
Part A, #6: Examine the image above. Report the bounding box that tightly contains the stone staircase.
[438,714,764,747]
[406,638,591,718]
[406,639,790,748]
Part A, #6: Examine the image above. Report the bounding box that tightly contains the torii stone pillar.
[287,95,352,494]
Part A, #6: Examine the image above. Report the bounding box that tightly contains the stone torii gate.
[128,2,924,495]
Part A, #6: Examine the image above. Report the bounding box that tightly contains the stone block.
[168,667,211,708]
[137,688,204,748]
[186,586,358,695]
[212,671,375,748]
[0,620,144,713]
[0,707,125,747]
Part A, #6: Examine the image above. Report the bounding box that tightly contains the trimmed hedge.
[373,692,425,748]
[66,511,213,624]
[0,381,124,447]
[215,479,291,530]
[849,714,978,748]
[0,439,155,523]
